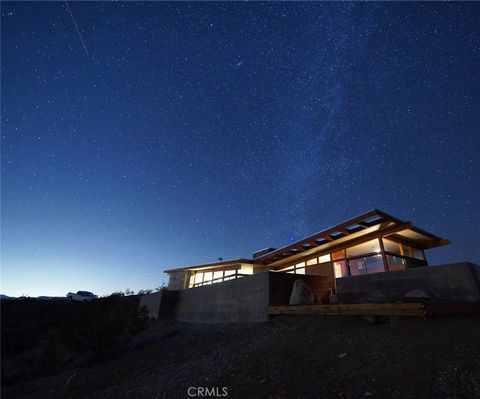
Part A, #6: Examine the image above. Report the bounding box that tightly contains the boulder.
[289,279,320,305]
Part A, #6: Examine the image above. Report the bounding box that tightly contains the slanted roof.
[254,209,449,266]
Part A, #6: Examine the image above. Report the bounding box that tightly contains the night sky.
[2,2,479,297]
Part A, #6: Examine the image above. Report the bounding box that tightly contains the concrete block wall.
[336,262,480,303]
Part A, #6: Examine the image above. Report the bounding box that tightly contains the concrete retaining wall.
[139,291,163,319]
[336,262,480,303]
[173,272,270,322]
[138,289,178,320]
[170,272,329,323]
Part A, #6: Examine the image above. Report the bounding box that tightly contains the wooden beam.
[269,302,480,318]
[424,302,480,317]
[379,237,389,272]
[269,303,425,317]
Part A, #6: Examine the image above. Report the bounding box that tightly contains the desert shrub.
[2,296,150,386]
[128,306,149,334]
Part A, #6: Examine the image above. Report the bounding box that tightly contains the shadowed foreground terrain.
[2,298,480,399]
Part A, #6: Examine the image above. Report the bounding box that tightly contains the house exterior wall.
[167,271,187,290]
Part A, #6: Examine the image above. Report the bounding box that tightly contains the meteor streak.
[65,1,89,57]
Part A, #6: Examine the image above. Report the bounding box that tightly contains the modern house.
[165,209,450,295]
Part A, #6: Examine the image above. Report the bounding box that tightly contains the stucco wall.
[336,262,480,303]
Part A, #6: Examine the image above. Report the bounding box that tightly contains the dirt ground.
[3,297,480,399]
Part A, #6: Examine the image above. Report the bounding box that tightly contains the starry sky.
[2,2,479,297]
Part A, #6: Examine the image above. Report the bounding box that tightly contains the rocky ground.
[2,298,480,399]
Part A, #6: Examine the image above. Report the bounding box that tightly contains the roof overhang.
[164,258,256,274]
[254,209,449,267]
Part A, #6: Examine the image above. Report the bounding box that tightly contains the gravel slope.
[4,313,480,399]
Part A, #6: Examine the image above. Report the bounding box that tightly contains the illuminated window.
[296,267,305,275]
[306,257,318,266]
[412,248,424,260]
[349,258,367,276]
[332,250,345,260]
[194,272,203,284]
[333,261,348,278]
[364,254,384,274]
[318,254,331,263]
[401,244,412,257]
[214,271,223,281]
[387,255,406,271]
[296,262,306,268]
[383,238,401,255]
[224,270,236,276]
[204,271,213,282]
[348,255,385,276]
[346,239,381,257]
[241,264,254,274]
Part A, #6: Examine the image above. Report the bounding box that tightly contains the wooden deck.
[268,302,480,318]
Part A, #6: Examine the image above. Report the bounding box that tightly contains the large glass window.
[349,258,367,276]
[384,239,425,261]
[364,254,385,274]
[194,272,203,284]
[401,244,412,257]
[412,248,425,260]
[348,254,385,276]
[387,255,406,271]
[346,239,381,257]
[333,260,349,278]
[204,271,212,282]
[382,238,401,254]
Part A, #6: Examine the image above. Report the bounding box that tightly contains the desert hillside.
[2,297,480,398]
